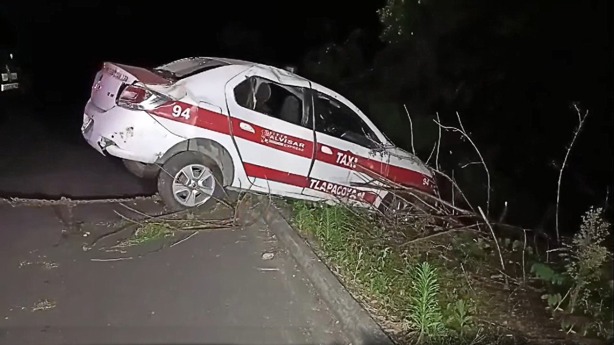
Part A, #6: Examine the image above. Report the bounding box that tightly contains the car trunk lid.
[90,62,172,111]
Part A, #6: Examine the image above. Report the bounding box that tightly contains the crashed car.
[81,57,436,211]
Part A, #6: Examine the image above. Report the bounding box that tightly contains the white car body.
[81,57,436,210]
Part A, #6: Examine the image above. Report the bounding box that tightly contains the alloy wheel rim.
[171,164,216,207]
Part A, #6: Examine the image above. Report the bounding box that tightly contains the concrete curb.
[258,196,394,345]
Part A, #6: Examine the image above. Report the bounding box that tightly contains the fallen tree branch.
[430,168,476,212]
[479,206,508,290]
[400,223,481,246]
[434,112,491,216]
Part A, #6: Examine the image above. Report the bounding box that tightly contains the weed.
[291,201,480,344]
[408,261,445,343]
[562,206,611,314]
[531,206,613,340]
[118,222,174,247]
[531,262,566,287]
[446,299,476,338]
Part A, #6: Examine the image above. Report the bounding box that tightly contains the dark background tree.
[299,0,613,233]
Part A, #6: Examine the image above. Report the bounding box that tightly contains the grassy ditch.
[289,201,613,345]
[116,222,175,247]
[86,201,240,254]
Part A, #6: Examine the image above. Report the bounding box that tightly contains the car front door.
[306,89,390,207]
[225,71,316,197]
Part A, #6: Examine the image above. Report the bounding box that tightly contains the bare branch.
[555,104,589,243]
[425,142,437,166]
[460,161,482,169]
[451,169,456,213]
[430,168,476,212]
[522,229,527,284]
[400,223,481,246]
[435,112,442,171]
[403,104,416,155]
[478,206,509,289]
[434,112,491,216]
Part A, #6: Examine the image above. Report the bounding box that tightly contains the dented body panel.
[81,57,436,210]
[82,100,184,163]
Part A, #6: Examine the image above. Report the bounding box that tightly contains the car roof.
[175,56,310,85]
[167,56,343,94]
[214,58,348,99]
[176,56,391,145]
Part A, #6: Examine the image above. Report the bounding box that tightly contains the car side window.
[313,92,381,149]
[234,76,305,127]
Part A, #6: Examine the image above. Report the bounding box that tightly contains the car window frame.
[312,90,383,149]
[233,75,310,128]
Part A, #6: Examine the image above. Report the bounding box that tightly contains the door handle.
[239,122,255,134]
[320,145,333,155]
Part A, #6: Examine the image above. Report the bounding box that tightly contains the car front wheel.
[157,151,225,212]
[380,192,410,217]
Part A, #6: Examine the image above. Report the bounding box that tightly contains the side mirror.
[341,131,382,150]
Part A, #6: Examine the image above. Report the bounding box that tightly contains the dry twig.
[434,112,491,216]
[434,112,442,170]
[555,103,589,242]
[400,224,481,246]
[479,206,509,289]
[403,104,416,155]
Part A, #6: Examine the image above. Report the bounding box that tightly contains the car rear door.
[305,89,390,207]
[224,68,316,197]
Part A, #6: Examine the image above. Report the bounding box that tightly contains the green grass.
[291,201,481,344]
[119,222,175,247]
[290,200,613,345]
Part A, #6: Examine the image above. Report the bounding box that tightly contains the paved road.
[0,105,155,198]
[0,107,348,345]
[0,200,347,345]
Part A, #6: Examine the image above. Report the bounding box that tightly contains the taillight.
[117,84,170,111]
[119,85,148,103]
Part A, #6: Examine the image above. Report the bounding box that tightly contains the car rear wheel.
[123,159,160,179]
[157,151,225,212]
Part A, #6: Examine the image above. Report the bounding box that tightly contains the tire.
[157,151,225,212]
[379,192,409,218]
[123,159,160,179]
[379,191,429,218]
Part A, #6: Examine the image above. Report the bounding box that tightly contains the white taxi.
[81,57,436,211]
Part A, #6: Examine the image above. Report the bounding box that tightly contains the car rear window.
[154,57,229,80]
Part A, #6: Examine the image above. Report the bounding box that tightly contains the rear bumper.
[81,99,184,164]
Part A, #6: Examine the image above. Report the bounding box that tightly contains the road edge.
[258,196,394,345]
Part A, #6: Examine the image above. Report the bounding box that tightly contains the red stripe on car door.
[243,163,378,204]
[151,101,430,192]
[229,117,315,159]
[314,142,430,191]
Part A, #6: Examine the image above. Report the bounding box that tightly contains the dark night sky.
[0,1,386,107]
[1,1,380,72]
[1,1,610,111]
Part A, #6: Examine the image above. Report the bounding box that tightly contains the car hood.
[385,146,433,177]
